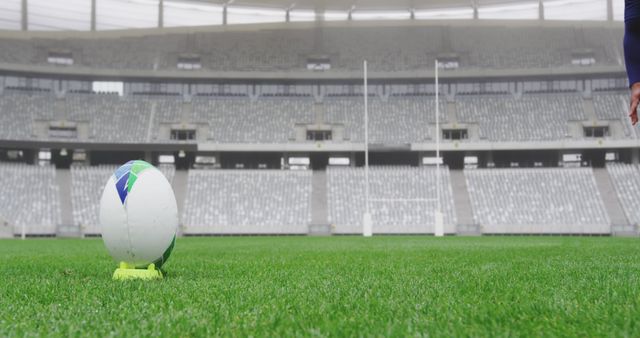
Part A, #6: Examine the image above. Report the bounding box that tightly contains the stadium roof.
[0,0,623,31]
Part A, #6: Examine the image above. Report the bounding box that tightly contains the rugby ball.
[99,160,177,269]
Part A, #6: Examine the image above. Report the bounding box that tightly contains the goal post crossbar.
[369,198,439,202]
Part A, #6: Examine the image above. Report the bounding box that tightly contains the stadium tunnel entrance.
[354,151,419,167]
[220,152,281,169]
[581,150,606,168]
[491,150,560,168]
[90,151,145,166]
[310,153,328,170]
[52,148,74,169]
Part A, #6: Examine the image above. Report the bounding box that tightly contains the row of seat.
[606,163,640,225]
[592,94,637,138]
[456,94,585,141]
[66,94,153,143]
[0,163,632,235]
[0,25,621,72]
[465,168,610,233]
[327,166,457,234]
[193,97,315,143]
[182,170,312,234]
[0,163,61,234]
[324,97,444,143]
[5,91,632,144]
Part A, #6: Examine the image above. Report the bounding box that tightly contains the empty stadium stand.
[456,94,586,141]
[324,96,445,143]
[202,97,315,143]
[0,163,61,235]
[0,24,623,72]
[606,163,640,226]
[2,162,638,236]
[71,165,116,235]
[0,91,49,140]
[3,89,638,145]
[327,166,457,234]
[593,92,637,139]
[464,168,610,234]
[182,169,312,234]
[0,18,634,238]
[66,94,153,143]
[450,26,620,70]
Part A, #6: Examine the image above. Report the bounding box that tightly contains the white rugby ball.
[99,160,178,269]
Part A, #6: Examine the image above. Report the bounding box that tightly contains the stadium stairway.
[592,168,630,233]
[172,170,188,235]
[309,169,330,235]
[55,169,78,237]
[583,98,598,121]
[450,170,478,235]
[54,98,65,121]
[146,101,157,143]
[446,102,457,124]
[314,102,325,124]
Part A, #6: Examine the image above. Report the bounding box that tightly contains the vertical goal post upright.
[363,60,372,237]
[361,60,444,237]
[434,59,444,237]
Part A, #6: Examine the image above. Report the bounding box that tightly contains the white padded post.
[434,211,444,237]
[363,212,372,237]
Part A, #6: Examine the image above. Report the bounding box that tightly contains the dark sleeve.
[625,1,640,86]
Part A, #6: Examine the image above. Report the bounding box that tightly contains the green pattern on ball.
[126,160,153,193]
[152,235,176,269]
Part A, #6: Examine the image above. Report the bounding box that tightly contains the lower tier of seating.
[5,164,640,235]
[327,166,457,234]
[0,163,61,234]
[465,168,610,234]
[182,169,312,234]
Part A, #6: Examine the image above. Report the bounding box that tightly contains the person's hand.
[630,83,640,126]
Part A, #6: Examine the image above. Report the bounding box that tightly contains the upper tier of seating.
[67,94,153,143]
[0,25,622,72]
[592,92,637,139]
[0,90,635,144]
[456,94,586,141]
[324,96,444,143]
[464,168,610,233]
[193,97,315,143]
[327,166,457,234]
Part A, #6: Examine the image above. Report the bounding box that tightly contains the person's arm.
[625,1,640,125]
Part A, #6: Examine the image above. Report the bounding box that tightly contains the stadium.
[1,0,640,336]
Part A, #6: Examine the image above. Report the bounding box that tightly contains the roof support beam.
[21,0,27,31]
[539,0,545,20]
[159,0,164,28]
[471,0,478,19]
[91,0,96,31]
[223,4,228,25]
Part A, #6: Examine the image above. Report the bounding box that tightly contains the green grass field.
[1,236,640,337]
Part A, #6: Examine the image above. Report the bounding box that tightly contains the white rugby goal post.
[361,60,444,237]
